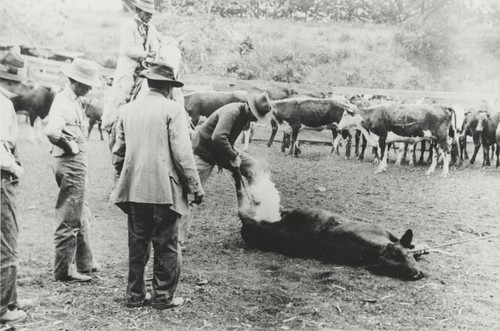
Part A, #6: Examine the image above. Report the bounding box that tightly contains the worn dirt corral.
[9,123,500,330]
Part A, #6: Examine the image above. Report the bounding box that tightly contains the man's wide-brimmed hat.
[61,58,101,87]
[247,88,272,123]
[134,0,155,14]
[140,64,184,87]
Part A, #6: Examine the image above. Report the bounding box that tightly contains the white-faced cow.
[338,103,458,177]
[233,171,425,280]
[268,97,357,156]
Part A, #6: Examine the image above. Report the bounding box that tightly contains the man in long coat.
[111,64,204,309]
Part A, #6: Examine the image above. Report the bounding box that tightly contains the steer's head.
[378,229,424,280]
[475,110,489,133]
[337,105,363,131]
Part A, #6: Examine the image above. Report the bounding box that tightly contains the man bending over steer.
[178,88,273,248]
[110,64,204,309]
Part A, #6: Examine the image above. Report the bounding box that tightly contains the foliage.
[394,10,455,75]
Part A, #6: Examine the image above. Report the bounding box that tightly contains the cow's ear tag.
[399,229,413,248]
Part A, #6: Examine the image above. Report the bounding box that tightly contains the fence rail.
[11,54,498,106]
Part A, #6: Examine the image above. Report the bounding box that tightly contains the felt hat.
[134,0,155,14]
[247,87,272,123]
[61,58,101,87]
[139,64,184,87]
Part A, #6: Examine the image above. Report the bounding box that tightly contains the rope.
[223,170,254,207]
[412,233,500,255]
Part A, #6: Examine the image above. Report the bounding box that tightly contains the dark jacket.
[192,102,250,167]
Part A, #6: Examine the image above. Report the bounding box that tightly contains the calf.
[82,98,104,140]
[233,172,425,280]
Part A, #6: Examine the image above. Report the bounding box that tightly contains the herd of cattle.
[2,73,500,177]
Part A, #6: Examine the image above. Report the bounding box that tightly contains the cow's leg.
[409,143,416,166]
[418,141,425,165]
[425,145,438,176]
[331,128,340,155]
[290,127,300,156]
[375,136,388,173]
[482,143,491,167]
[470,133,481,164]
[280,132,289,153]
[241,128,251,152]
[343,130,352,159]
[34,117,43,142]
[396,142,405,166]
[495,143,500,168]
[439,142,450,177]
[88,118,96,140]
[267,118,278,147]
[359,134,367,162]
[354,130,360,156]
[98,121,104,141]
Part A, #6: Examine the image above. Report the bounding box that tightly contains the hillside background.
[2,0,500,94]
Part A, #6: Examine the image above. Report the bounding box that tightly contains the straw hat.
[247,88,272,123]
[134,0,155,14]
[139,64,184,87]
[61,58,100,87]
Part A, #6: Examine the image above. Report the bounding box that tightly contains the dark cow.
[474,109,500,168]
[233,172,425,280]
[268,97,356,156]
[338,103,458,177]
[8,84,55,127]
[184,86,293,127]
[496,122,500,149]
[184,90,247,126]
[461,110,498,167]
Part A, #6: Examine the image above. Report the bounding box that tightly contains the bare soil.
[8,123,500,330]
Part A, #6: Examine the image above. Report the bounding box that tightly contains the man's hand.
[67,140,80,155]
[191,191,204,205]
[229,155,242,169]
[11,162,24,179]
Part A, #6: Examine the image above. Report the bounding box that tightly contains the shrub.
[394,16,455,75]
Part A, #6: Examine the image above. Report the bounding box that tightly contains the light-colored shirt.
[0,93,19,173]
[45,85,88,157]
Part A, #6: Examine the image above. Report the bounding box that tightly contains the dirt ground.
[6,122,500,331]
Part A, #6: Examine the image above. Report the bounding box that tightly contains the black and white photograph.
[1,0,499,330]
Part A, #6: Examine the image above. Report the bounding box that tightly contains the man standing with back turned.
[110,64,204,309]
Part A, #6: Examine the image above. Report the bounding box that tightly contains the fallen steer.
[234,172,425,280]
